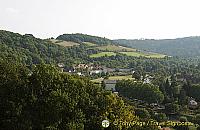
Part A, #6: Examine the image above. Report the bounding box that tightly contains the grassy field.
[108,75,134,80]
[96,45,136,52]
[91,78,104,83]
[50,39,79,47]
[120,52,166,58]
[90,52,116,58]
[90,51,166,58]
[83,42,97,46]
[91,75,134,83]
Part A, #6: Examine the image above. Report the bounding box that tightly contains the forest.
[113,37,200,57]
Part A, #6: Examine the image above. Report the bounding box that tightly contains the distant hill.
[0,30,167,68]
[0,30,89,66]
[57,33,112,45]
[113,37,200,57]
[57,33,200,57]
[56,33,166,58]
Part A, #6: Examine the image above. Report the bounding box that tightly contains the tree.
[132,71,141,80]
[135,108,151,119]
[97,92,138,130]
[182,80,192,96]
[195,114,200,125]
[165,78,171,96]
[154,113,167,122]
[0,60,29,129]
[188,84,200,100]
[116,80,164,103]
[179,89,187,105]
[165,103,180,114]
[174,116,189,130]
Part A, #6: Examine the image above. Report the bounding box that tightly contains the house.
[113,92,119,95]
[58,63,64,68]
[89,70,103,75]
[103,80,117,91]
[77,72,84,76]
[102,67,116,73]
[150,103,165,111]
[142,74,154,84]
[75,64,88,69]
[143,78,151,84]
[92,64,103,70]
[28,71,33,76]
[117,68,133,72]
[57,63,65,72]
[65,66,75,73]
[188,97,198,109]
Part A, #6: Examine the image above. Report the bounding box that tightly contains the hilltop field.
[50,39,79,47]
[95,44,136,52]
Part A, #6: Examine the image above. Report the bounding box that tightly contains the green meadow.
[120,52,166,58]
[90,52,116,58]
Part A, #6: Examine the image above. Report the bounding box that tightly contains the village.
[57,62,199,115]
[57,63,153,90]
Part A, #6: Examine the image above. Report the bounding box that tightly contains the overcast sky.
[0,0,200,39]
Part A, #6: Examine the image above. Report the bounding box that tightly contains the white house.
[89,70,103,75]
[188,97,198,109]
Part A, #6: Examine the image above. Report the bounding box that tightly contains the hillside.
[113,37,200,57]
[0,30,167,71]
[0,30,89,66]
[56,33,166,58]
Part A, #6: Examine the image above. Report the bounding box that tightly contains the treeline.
[113,37,200,57]
[57,33,112,45]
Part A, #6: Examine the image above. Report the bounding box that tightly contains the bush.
[195,114,200,125]
[165,103,180,114]
[154,113,167,122]
[179,116,188,122]
[135,108,151,119]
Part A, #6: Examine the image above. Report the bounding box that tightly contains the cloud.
[5,8,20,14]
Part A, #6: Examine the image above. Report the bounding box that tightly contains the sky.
[0,0,200,40]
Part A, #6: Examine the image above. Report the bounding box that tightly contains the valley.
[1,30,200,130]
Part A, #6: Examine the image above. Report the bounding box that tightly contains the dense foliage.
[57,33,112,45]
[116,80,164,103]
[0,30,91,66]
[0,60,143,130]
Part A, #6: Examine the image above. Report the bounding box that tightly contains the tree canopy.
[0,60,140,130]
